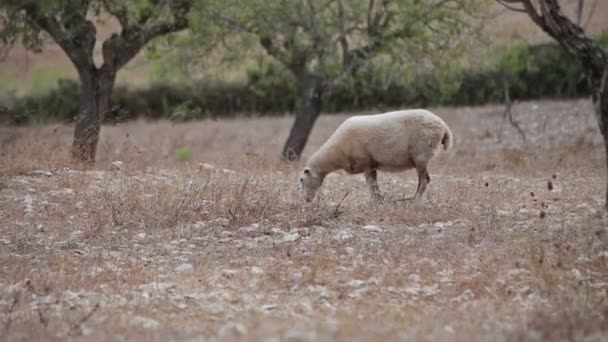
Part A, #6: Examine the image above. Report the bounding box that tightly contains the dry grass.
[1,99,608,341]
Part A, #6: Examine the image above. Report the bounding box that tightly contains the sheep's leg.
[414,164,431,199]
[364,169,382,201]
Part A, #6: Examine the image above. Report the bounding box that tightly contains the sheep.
[297,109,452,202]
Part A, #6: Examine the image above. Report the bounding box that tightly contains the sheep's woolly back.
[306,109,452,174]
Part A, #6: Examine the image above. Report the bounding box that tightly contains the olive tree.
[498,0,608,209]
[187,0,483,161]
[0,0,193,164]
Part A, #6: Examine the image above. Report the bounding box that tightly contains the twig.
[583,0,598,29]
[36,301,49,328]
[2,294,19,338]
[392,196,415,203]
[228,208,237,222]
[496,0,527,13]
[499,75,527,143]
[67,303,100,337]
[331,191,350,218]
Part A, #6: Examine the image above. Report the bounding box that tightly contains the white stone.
[333,229,353,242]
[87,266,103,277]
[176,263,194,273]
[218,322,247,338]
[251,266,264,275]
[348,279,365,288]
[362,225,382,232]
[111,161,124,170]
[131,316,160,329]
[29,170,54,177]
[282,232,300,243]
[139,282,175,292]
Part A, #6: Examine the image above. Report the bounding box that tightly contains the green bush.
[174,146,192,162]
[8,37,608,124]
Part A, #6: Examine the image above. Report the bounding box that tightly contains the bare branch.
[496,0,528,13]
[582,0,598,29]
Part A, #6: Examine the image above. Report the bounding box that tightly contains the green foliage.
[174,146,192,162]
[172,0,483,93]
[11,78,79,124]
[8,39,607,125]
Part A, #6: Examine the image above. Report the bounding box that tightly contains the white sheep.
[298,109,453,202]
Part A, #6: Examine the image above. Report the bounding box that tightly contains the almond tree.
[188,0,482,161]
[0,0,193,164]
[497,0,608,209]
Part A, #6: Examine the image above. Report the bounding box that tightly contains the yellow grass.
[1,99,607,341]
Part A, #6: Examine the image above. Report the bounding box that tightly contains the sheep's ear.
[303,168,311,175]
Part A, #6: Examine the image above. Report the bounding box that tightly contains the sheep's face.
[298,167,323,202]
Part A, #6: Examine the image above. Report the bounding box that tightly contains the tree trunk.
[594,68,608,209]
[281,74,324,161]
[72,68,116,164]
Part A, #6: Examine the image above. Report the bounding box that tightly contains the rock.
[269,227,284,235]
[131,316,160,329]
[111,161,124,170]
[139,282,175,292]
[87,266,104,277]
[49,188,74,196]
[176,263,194,273]
[261,304,276,311]
[221,269,240,278]
[211,218,230,227]
[282,232,300,243]
[239,224,259,234]
[362,225,382,232]
[250,266,264,275]
[218,322,247,338]
[29,170,54,177]
[408,274,421,283]
[333,229,353,242]
[348,279,365,288]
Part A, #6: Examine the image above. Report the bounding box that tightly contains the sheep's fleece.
[298,109,452,202]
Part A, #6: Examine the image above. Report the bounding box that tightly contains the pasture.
[1,99,607,341]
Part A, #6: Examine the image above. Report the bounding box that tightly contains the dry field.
[1,99,608,341]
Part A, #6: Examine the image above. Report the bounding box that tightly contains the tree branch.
[15,0,95,69]
[102,12,190,72]
[496,0,528,13]
[101,0,129,29]
[337,0,349,67]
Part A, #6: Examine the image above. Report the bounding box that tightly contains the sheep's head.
[298,166,324,202]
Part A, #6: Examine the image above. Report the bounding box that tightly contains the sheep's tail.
[441,126,453,151]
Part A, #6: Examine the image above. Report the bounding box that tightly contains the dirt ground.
[1,99,607,341]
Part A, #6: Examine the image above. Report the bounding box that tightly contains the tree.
[497,0,608,209]
[0,1,193,164]
[187,0,483,161]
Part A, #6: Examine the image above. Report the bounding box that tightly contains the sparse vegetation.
[1,1,608,341]
[1,99,606,340]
